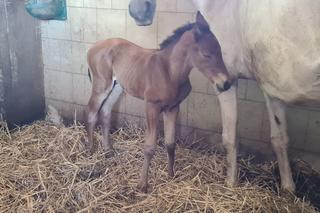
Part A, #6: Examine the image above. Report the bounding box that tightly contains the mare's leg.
[86,78,113,154]
[217,85,238,186]
[137,103,160,193]
[99,82,123,152]
[163,106,179,177]
[263,92,295,192]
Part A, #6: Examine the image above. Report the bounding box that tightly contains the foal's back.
[87,38,151,76]
[88,38,175,101]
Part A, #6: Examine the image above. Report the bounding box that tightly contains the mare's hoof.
[282,184,296,194]
[137,183,148,193]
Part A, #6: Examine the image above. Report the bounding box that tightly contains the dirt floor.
[0,121,319,212]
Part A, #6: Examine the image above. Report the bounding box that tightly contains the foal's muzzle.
[216,80,232,92]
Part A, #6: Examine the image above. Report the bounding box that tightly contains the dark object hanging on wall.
[25,0,67,20]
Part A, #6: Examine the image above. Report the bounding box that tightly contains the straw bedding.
[0,121,319,212]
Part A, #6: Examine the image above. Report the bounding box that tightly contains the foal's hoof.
[83,141,96,154]
[225,178,237,188]
[89,147,98,155]
[83,140,91,150]
[137,183,148,193]
[83,145,94,157]
[168,170,174,178]
[104,149,115,158]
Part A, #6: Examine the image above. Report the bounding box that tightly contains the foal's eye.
[201,51,211,58]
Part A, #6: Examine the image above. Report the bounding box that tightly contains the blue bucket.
[25,0,67,20]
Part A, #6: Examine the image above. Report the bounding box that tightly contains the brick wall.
[41,0,320,155]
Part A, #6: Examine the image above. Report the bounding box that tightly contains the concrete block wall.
[41,0,320,155]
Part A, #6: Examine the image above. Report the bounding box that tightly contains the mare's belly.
[235,0,320,107]
[259,75,320,107]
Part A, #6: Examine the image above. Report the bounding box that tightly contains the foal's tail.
[87,68,92,83]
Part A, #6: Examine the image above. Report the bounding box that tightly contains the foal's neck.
[159,32,194,84]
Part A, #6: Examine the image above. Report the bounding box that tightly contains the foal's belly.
[119,79,191,111]
[114,71,146,100]
[115,76,176,105]
[151,80,191,111]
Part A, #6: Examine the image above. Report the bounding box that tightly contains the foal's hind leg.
[137,103,160,193]
[86,78,114,154]
[99,82,123,153]
[163,106,179,177]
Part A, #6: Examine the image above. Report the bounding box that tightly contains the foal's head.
[190,12,232,92]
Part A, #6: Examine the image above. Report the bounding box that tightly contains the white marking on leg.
[100,83,123,115]
[100,82,123,151]
[87,113,96,124]
[88,77,117,124]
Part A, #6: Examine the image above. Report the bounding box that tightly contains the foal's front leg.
[137,103,160,193]
[163,106,179,177]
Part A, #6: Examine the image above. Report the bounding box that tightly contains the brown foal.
[85,12,232,192]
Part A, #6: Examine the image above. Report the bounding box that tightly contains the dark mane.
[159,23,195,50]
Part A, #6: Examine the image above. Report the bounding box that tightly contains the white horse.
[129,0,320,193]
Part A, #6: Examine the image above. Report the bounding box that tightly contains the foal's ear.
[196,11,209,29]
[194,11,210,41]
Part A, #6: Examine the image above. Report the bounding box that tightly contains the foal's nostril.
[223,81,231,91]
[216,81,231,92]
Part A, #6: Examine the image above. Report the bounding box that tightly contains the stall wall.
[0,0,44,126]
[41,0,320,166]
